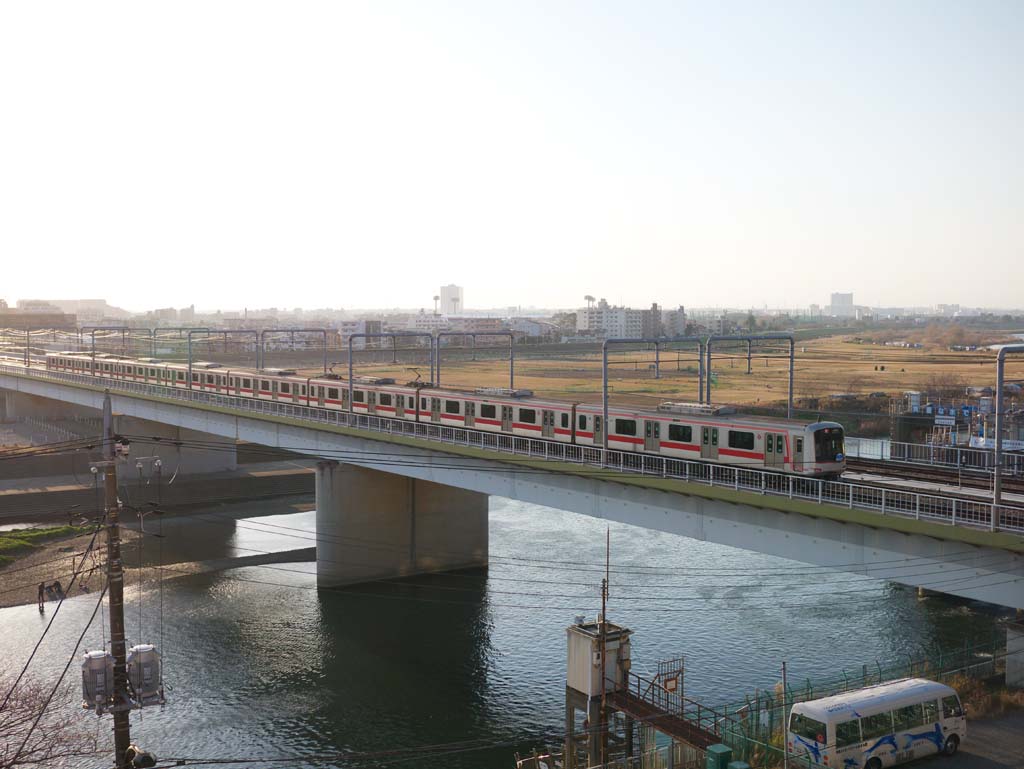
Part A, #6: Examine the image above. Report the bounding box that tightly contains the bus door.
[430,397,441,423]
[701,427,719,459]
[541,410,554,438]
[465,401,475,427]
[501,405,513,432]
[644,420,661,452]
[593,416,604,446]
[367,390,377,415]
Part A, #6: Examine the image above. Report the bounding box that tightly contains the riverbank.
[0,496,314,609]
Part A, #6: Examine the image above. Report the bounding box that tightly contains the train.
[43,351,846,477]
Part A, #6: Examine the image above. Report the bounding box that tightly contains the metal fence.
[3,363,1023,534]
[846,436,1024,476]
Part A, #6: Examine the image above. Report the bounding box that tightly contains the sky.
[1,1,1020,313]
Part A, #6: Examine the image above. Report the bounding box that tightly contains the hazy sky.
[1,1,1020,312]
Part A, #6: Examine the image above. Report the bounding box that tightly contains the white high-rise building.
[829,292,855,317]
[440,284,464,315]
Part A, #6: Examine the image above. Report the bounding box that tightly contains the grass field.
[0,525,86,568]
[332,335,1024,416]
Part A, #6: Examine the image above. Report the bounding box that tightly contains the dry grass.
[326,334,1024,412]
[945,672,1024,719]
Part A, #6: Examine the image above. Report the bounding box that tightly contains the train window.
[148,368,156,377]
[481,404,496,419]
[711,430,718,446]
[260,380,270,391]
[795,438,803,454]
[766,437,773,453]
[379,393,392,406]
[177,372,184,381]
[328,387,339,400]
[136,367,144,375]
[353,390,365,403]
[579,415,587,430]
[668,424,692,442]
[776,435,784,455]
[519,408,536,424]
[242,378,252,389]
[206,375,214,384]
[561,413,569,428]
[192,373,199,382]
[445,400,460,414]
[421,398,427,410]
[280,382,290,394]
[615,419,637,436]
[728,431,754,451]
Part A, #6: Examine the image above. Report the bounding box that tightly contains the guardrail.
[3,363,1024,534]
[846,436,1024,476]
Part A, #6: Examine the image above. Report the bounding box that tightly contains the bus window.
[790,713,826,744]
[835,719,861,748]
[942,695,963,719]
[894,704,923,731]
[861,711,893,740]
[923,700,939,724]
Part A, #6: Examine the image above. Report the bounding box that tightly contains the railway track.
[847,458,1024,496]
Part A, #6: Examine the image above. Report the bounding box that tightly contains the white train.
[44,352,846,477]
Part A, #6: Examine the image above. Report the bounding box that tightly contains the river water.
[0,499,1010,768]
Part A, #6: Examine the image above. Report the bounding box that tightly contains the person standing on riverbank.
[37,582,45,611]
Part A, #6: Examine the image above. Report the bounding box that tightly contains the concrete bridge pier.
[314,461,488,587]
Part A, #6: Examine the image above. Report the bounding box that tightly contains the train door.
[500,405,513,432]
[593,416,604,446]
[395,394,405,418]
[644,420,661,452]
[793,436,804,472]
[465,401,475,427]
[430,397,441,423]
[541,410,554,438]
[764,433,784,467]
[701,427,719,459]
[367,391,377,415]
[271,380,279,400]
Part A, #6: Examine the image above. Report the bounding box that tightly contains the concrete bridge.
[1,363,1022,609]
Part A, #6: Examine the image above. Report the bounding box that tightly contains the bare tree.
[1,674,100,769]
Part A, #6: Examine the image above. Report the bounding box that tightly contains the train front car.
[807,421,845,478]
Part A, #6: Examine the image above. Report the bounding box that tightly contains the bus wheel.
[943,735,960,755]
[866,759,882,769]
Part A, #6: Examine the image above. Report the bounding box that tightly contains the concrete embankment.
[0,461,314,524]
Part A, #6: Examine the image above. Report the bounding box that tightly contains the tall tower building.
[440,284,464,315]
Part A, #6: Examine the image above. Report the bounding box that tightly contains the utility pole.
[102,392,132,768]
[598,527,610,767]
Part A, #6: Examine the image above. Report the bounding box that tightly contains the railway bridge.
[1,362,1022,609]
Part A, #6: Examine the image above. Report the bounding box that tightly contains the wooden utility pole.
[598,527,610,767]
[102,392,132,768]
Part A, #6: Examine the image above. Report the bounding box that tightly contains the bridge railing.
[846,436,1024,476]
[4,363,1023,535]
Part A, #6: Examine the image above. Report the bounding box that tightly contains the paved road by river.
[940,711,1024,769]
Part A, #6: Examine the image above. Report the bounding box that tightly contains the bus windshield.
[814,427,844,461]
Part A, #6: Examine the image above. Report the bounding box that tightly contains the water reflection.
[0,497,1013,769]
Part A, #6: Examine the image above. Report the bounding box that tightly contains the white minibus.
[787,678,965,768]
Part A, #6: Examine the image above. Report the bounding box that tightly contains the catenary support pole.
[602,337,704,449]
[994,344,1024,513]
[436,332,515,389]
[258,328,329,373]
[348,332,435,419]
[705,334,795,418]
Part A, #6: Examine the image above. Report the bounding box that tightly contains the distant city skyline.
[2,3,1020,310]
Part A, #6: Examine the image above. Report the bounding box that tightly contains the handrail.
[2,362,1022,535]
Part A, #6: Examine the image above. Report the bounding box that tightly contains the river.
[0,498,1010,768]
